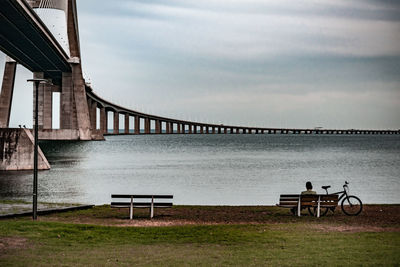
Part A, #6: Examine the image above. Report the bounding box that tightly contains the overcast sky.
[1,0,400,129]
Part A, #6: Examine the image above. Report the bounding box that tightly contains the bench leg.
[317,196,321,218]
[130,197,134,220]
[297,196,301,217]
[150,197,154,219]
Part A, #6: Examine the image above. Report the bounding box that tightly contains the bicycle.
[308,181,363,216]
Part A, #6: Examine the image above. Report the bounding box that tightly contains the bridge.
[0,0,399,158]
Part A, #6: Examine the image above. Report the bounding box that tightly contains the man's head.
[306,181,313,190]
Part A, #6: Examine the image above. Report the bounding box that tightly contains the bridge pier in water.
[124,114,129,134]
[0,58,16,128]
[113,112,119,134]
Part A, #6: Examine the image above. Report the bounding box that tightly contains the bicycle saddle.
[322,185,331,190]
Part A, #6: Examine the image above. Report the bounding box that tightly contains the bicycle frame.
[323,184,349,203]
[318,182,363,216]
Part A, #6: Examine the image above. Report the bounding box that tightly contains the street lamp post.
[27,78,49,220]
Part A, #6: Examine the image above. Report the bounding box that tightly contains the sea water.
[0,134,399,205]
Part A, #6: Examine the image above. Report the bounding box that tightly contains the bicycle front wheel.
[341,196,363,216]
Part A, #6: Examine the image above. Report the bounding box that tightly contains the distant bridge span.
[86,86,399,136]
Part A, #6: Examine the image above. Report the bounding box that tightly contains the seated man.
[291,181,317,215]
[302,181,316,195]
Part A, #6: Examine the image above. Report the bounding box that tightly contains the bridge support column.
[155,120,161,134]
[193,125,197,134]
[100,107,107,134]
[177,123,181,134]
[200,126,204,134]
[71,63,92,140]
[113,112,119,134]
[145,118,150,134]
[61,72,76,130]
[166,122,172,134]
[0,59,17,128]
[188,125,192,134]
[88,98,97,130]
[134,116,140,134]
[32,72,52,130]
[124,114,129,134]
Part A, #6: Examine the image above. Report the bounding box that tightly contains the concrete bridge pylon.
[0,0,94,140]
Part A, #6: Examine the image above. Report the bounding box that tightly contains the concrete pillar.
[155,120,161,134]
[100,107,107,134]
[0,60,17,128]
[177,123,181,134]
[60,72,76,129]
[134,116,140,134]
[32,72,53,130]
[193,125,197,134]
[113,112,119,134]
[71,63,92,140]
[0,128,50,170]
[188,125,192,134]
[43,82,52,129]
[145,118,150,134]
[88,98,97,130]
[166,122,171,134]
[182,124,186,134]
[124,114,129,134]
[200,126,204,134]
[212,127,215,134]
[218,127,221,134]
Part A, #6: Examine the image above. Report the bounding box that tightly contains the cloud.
[2,0,400,129]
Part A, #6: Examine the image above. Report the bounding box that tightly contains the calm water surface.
[0,135,399,205]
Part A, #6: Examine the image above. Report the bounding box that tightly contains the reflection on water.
[0,135,399,205]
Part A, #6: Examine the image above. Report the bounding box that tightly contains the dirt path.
[38,205,400,232]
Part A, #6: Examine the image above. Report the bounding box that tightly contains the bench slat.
[279,201,299,206]
[111,194,173,199]
[111,202,172,207]
[279,197,300,201]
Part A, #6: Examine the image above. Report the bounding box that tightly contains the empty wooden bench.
[277,194,338,217]
[111,194,173,219]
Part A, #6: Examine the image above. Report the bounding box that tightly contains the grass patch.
[0,205,399,266]
[0,223,398,265]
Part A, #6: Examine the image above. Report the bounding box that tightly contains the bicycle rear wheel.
[341,196,362,216]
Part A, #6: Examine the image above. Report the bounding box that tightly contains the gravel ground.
[38,204,400,231]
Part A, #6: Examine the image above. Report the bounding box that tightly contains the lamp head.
[27,78,51,85]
